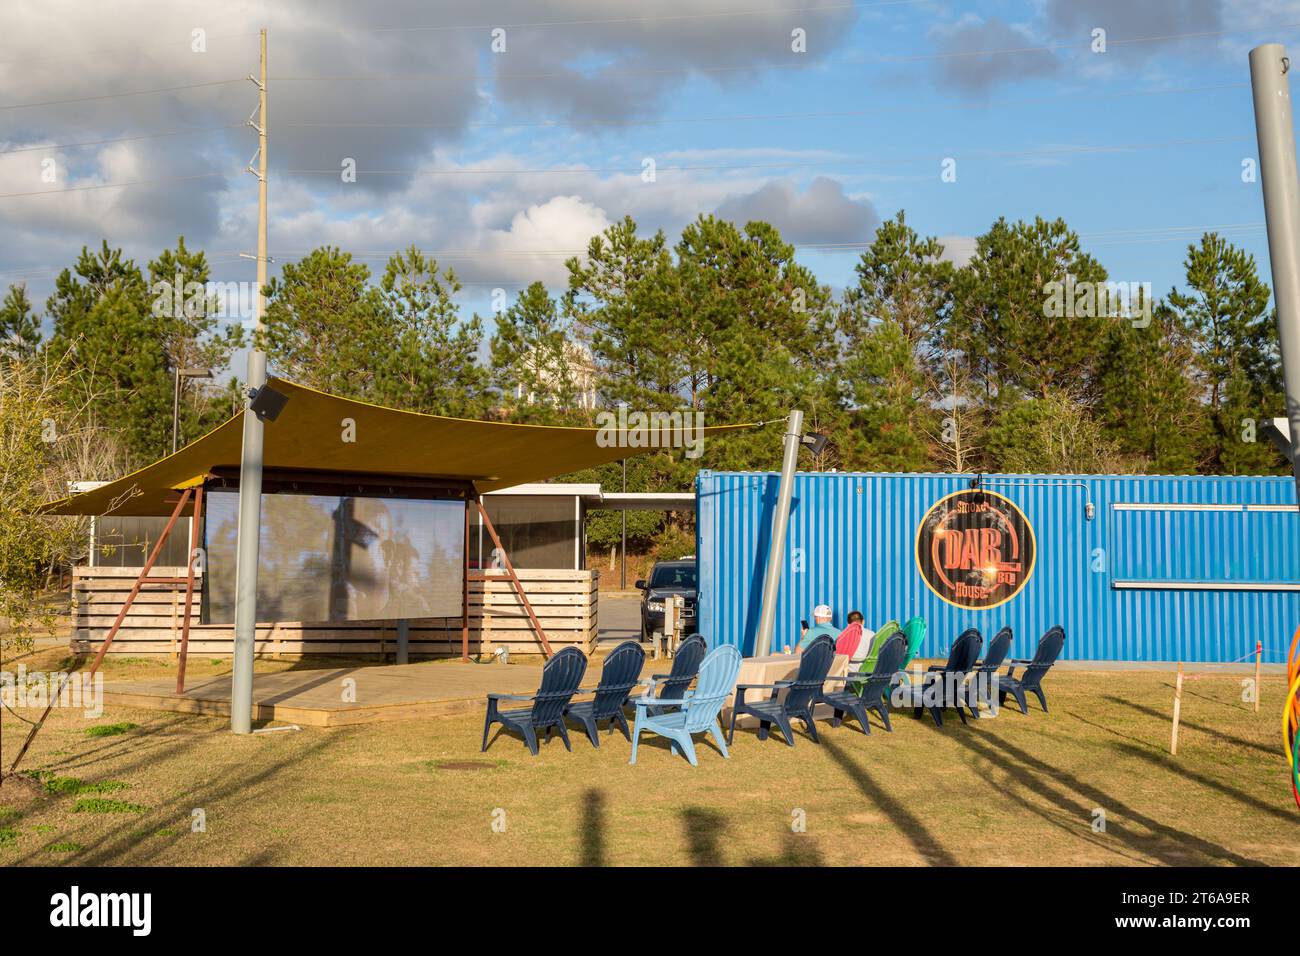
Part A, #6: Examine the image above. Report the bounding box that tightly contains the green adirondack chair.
[896,616,928,685]
[852,620,899,697]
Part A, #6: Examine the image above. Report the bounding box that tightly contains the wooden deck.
[100,660,597,728]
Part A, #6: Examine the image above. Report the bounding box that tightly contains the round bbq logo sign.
[916,490,1036,610]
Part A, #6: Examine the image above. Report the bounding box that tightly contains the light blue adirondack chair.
[629,644,742,766]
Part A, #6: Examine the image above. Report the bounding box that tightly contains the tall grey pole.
[1251,44,1300,506]
[171,368,181,454]
[620,458,627,589]
[231,28,268,734]
[753,410,801,657]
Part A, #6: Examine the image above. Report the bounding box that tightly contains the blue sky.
[2,0,1299,366]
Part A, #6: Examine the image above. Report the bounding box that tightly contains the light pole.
[172,367,213,454]
[1250,44,1300,506]
[753,411,829,657]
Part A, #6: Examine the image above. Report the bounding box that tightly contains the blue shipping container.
[695,470,1300,663]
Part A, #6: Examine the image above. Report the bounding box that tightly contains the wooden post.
[1254,640,1263,713]
[396,618,409,665]
[1170,662,1185,755]
[89,488,193,677]
[462,498,471,662]
[476,500,553,657]
[175,486,203,694]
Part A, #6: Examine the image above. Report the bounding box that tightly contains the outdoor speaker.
[248,383,289,422]
[1262,417,1296,465]
[801,431,830,456]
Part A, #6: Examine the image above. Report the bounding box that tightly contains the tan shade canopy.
[44,378,752,516]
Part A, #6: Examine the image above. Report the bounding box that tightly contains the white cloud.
[937,234,977,267]
[714,176,879,244]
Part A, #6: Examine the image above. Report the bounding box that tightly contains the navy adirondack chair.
[727,635,836,747]
[563,640,646,747]
[816,634,907,734]
[1000,626,1066,714]
[481,646,588,755]
[644,633,707,715]
[969,626,1013,713]
[911,628,982,727]
[630,644,743,766]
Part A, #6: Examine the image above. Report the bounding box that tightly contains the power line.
[258,222,1273,262]
[278,135,1251,179]
[0,124,246,156]
[0,170,233,200]
[282,82,1245,133]
[0,78,246,112]
[0,2,908,68]
[877,23,1298,64]
[1079,222,1266,239]
[0,254,249,282]
[273,23,1300,83]
[344,1,927,34]
[0,32,259,68]
[0,135,1251,204]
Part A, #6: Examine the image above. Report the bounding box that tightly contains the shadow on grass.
[1110,740,1293,823]
[1063,710,1159,750]
[12,718,346,866]
[679,805,826,866]
[820,736,958,865]
[580,788,605,867]
[747,833,824,867]
[1101,695,1274,757]
[912,715,1267,865]
[681,806,726,865]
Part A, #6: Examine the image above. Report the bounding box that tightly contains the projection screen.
[203,489,465,624]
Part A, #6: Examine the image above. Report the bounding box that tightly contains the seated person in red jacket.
[835,610,869,658]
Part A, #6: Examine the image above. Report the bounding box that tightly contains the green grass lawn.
[2,651,1297,866]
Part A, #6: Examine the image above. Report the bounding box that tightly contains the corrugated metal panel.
[695,471,1300,663]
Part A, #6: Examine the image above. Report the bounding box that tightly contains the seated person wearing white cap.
[795,604,839,652]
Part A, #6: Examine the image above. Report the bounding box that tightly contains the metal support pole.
[231,28,268,735]
[1251,43,1300,506]
[620,458,627,589]
[462,498,471,661]
[175,486,204,693]
[753,410,801,658]
[172,367,181,454]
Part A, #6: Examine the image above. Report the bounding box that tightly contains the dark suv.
[636,558,697,643]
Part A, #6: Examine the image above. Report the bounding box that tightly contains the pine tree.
[950,216,1110,407]
[375,246,486,417]
[0,284,42,361]
[46,243,172,463]
[489,281,584,423]
[1095,309,1202,473]
[840,212,953,471]
[259,246,385,396]
[671,215,839,472]
[564,215,679,412]
[1165,233,1283,474]
[147,237,245,448]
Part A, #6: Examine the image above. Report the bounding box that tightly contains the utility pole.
[1251,44,1300,508]
[753,410,801,657]
[231,28,268,734]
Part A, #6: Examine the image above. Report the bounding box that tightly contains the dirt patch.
[434,760,498,771]
[0,774,44,809]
